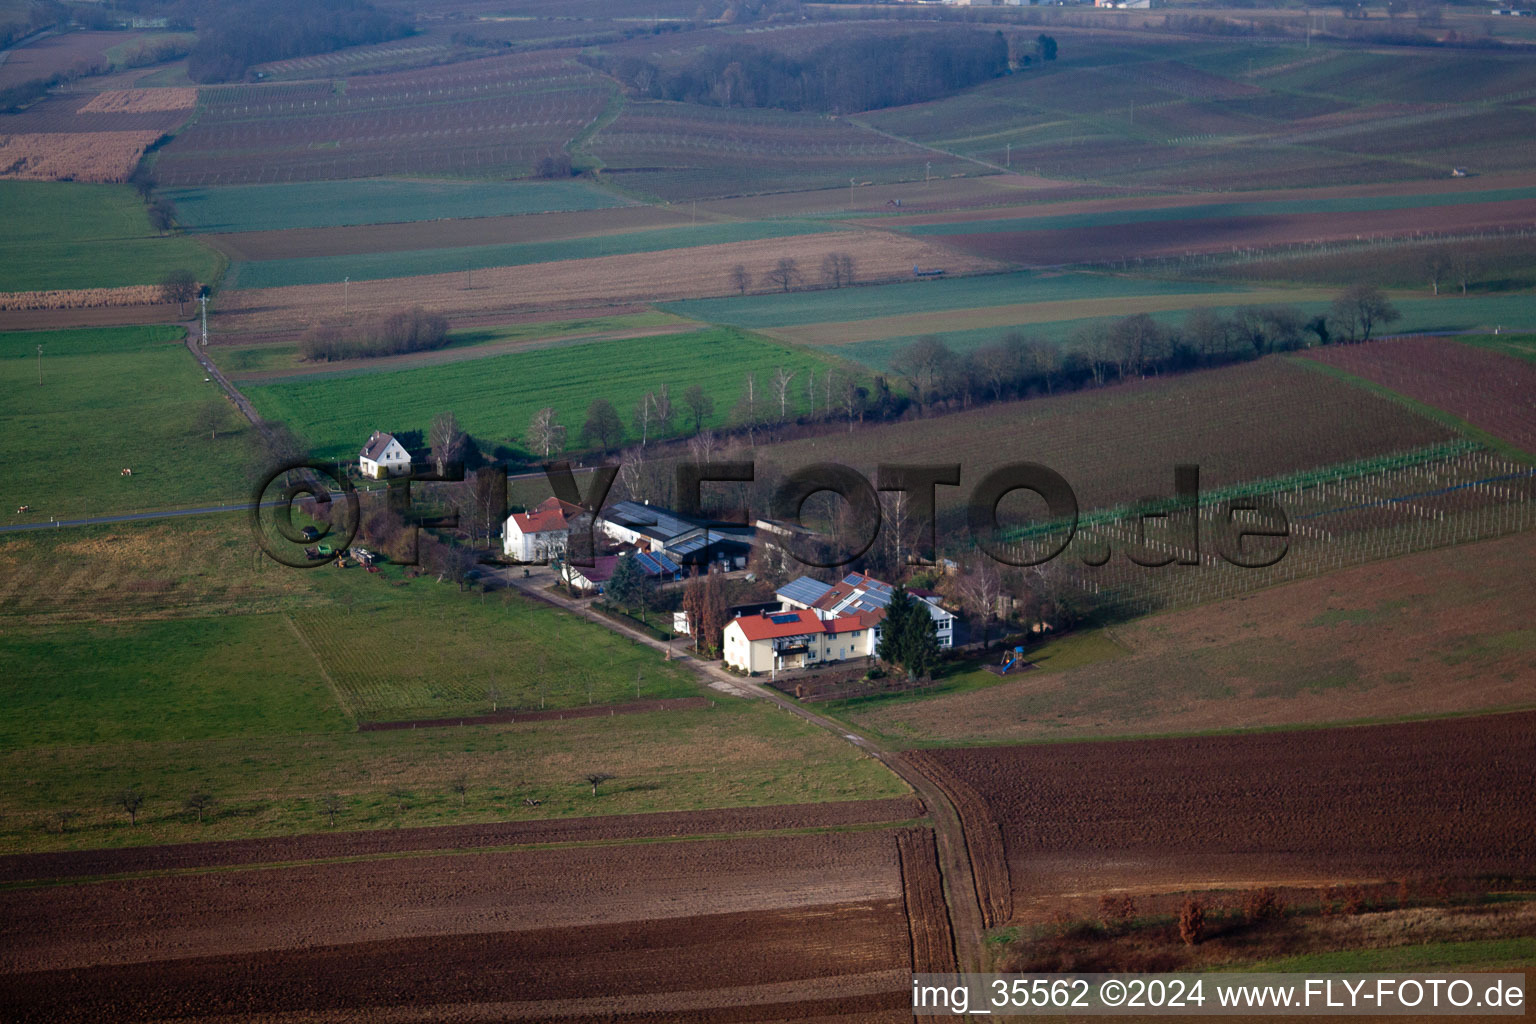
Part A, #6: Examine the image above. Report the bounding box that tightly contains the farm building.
[777,572,958,649]
[722,608,883,675]
[598,500,755,570]
[503,496,583,562]
[561,549,684,594]
[358,431,411,479]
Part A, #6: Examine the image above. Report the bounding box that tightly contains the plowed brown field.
[896,827,958,975]
[923,711,1536,923]
[0,826,919,1022]
[937,199,1536,267]
[0,797,924,884]
[1302,337,1536,455]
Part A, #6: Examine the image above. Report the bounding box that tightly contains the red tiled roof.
[730,608,882,642]
[732,609,825,642]
[512,506,568,535]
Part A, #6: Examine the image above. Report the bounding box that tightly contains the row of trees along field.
[514,286,1398,464]
[595,30,1012,113]
[184,0,412,82]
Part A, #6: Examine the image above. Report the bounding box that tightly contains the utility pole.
[36,344,42,386]
[1005,142,1011,168]
[200,292,208,346]
[849,177,855,209]
[343,276,349,313]
[925,161,931,187]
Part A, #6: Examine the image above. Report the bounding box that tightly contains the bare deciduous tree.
[682,384,713,434]
[524,407,566,458]
[957,558,1004,647]
[184,789,216,824]
[770,366,797,422]
[730,264,751,294]
[429,411,467,476]
[582,772,615,796]
[688,430,719,464]
[320,792,344,826]
[450,775,469,807]
[764,257,801,293]
[820,251,854,288]
[115,787,144,826]
[161,269,198,317]
[193,399,224,441]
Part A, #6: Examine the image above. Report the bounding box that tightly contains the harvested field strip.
[0,284,167,311]
[359,696,712,730]
[226,219,839,290]
[1300,336,1536,456]
[76,88,196,114]
[0,131,165,183]
[904,752,1011,929]
[0,798,925,884]
[163,178,634,234]
[212,229,995,336]
[896,827,958,975]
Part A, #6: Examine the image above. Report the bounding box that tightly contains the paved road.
[499,564,989,971]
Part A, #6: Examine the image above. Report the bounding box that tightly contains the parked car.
[300,526,321,541]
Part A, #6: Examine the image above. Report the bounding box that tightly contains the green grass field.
[660,270,1237,329]
[0,512,908,853]
[291,567,701,721]
[225,219,838,289]
[0,182,224,292]
[0,327,253,521]
[163,178,634,234]
[216,311,694,376]
[1237,937,1536,973]
[243,327,847,459]
[1458,333,1536,363]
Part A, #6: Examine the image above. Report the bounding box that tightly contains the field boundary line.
[284,613,356,723]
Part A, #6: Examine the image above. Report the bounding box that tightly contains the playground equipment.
[999,646,1026,674]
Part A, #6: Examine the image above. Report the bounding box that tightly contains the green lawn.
[0,614,350,748]
[292,567,701,721]
[243,327,847,460]
[0,695,908,854]
[0,326,254,521]
[821,628,1127,725]
[0,182,224,292]
[225,219,837,289]
[163,178,634,234]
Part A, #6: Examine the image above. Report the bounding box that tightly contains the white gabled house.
[503,496,582,562]
[359,431,411,479]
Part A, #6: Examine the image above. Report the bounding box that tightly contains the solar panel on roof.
[778,577,832,606]
[769,613,802,624]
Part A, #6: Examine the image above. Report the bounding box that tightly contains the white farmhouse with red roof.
[502,496,583,562]
[722,608,882,675]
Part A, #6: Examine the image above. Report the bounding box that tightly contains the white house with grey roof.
[359,431,411,479]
